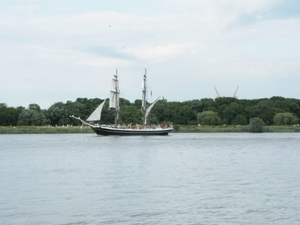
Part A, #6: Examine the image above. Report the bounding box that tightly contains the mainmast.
[109,69,120,126]
[142,69,147,128]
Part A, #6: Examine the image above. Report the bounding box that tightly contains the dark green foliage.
[215,97,237,106]
[0,113,16,126]
[184,99,203,112]
[1,96,300,127]
[120,105,142,124]
[0,103,24,126]
[163,102,197,125]
[150,99,167,123]
[232,114,247,125]
[119,98,131,107]
[200,98,218,112]
[249,117,265,132]
[220,102,243,125]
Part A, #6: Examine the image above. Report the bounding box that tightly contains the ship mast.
[142,69,147,128]
[109,69,120,127]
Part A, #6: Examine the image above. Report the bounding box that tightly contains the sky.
[1,0,300,109]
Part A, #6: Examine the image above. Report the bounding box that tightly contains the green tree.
[164,101,181,123]
[100,101,114,124]
[167,103,197,125]
[18,108,48,126]
[274,112,299,125]
[184,99,203,113]
[245,100,283,125]
[147,113,159,125]
[65,101,86,119]
[46,102,69,125]
[0,103,24,126]
[120,105,142,124]
[0,104,14,125]
[215,97,237,106]
[151,99,167,123]
[177,105,197,125]
[133,99,142,109]
[201,98,218,112]
[0,103,7,108]
[0,113,16,126]
[232,114,248,125]
[28,103,41,112]
[197,111,221,125]
[221,102,243,125]
[249,117,265,132]
[119,98,131,107]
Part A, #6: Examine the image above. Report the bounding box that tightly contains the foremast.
[109,69,120,127]
[141,69,160,128]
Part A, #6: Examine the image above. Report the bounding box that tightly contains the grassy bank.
[173,125,249,132]
[1,125,300,134]
[263,125,300,132]
[172,125,300,133]
[0,126,94,134]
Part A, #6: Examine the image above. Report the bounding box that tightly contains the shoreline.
[1,125,300,134]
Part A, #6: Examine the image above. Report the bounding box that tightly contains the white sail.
[141,69,160,126]
[144,97,160,125]
[145,96,160,119]
[109,73,120,110]
[86,100,106,122]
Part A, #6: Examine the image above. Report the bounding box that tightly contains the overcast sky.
[1,0,300,109]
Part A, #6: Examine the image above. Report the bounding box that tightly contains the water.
[1,133,300,224]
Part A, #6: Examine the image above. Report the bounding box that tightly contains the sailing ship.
[71,69,173,135]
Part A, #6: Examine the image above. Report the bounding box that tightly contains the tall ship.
[71,69,173,135]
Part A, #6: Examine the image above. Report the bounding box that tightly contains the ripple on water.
[1,133,300,224]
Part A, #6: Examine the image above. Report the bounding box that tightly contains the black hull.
[91,126,172,136]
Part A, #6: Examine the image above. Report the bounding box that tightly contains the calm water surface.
[1,133,300,224]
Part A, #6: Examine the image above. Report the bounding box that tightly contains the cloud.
[29,45,135,69]
[80,45,136,60]
[130,43,197,64]
[1,0,300,108]
[161,0,285,29]
[10,4,40,12]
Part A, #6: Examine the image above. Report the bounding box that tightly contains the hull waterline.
[91,126,172,136]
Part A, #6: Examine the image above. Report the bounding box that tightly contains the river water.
[1,133,300,225]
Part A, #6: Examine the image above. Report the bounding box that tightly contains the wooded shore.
[1,125,300,134]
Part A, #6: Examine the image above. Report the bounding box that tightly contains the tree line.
[0,96,299,126]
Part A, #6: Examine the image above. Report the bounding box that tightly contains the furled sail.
[109,73,120,110]
[86,100,106,122]
[142,73,146,110]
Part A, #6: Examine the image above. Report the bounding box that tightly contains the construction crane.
[214,86,220,98]
[233,86,239,99]
[214,85,239,99]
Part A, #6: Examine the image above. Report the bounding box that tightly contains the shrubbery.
[274,112,299,125]
[249,117,265,132]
